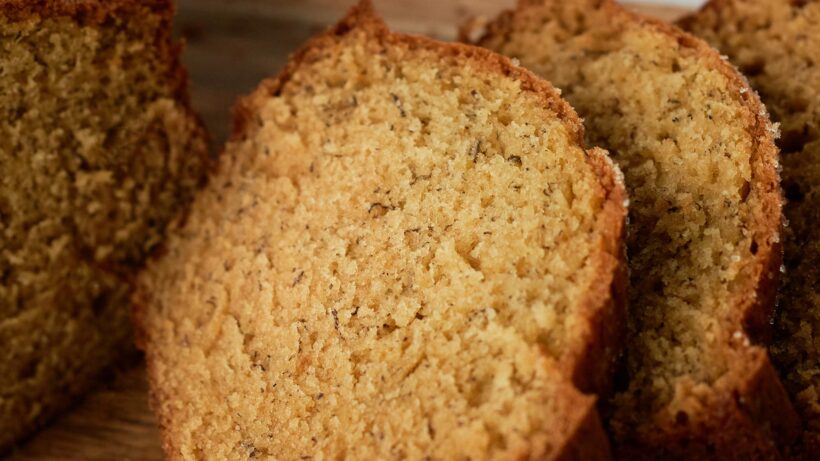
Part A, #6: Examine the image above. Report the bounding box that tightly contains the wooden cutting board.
[4,2,687,460]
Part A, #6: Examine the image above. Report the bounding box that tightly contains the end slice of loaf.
[135,1,627,459]
[681,1,820,458]
[0,0,209,451]
[475,0,797,458]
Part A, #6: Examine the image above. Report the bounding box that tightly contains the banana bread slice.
[0,0,209,451]
[475,0,797,459]
[680,1,820,458]
[135,2,627,459]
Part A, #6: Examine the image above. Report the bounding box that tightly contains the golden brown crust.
[565,147,629,397]
[138,1,627,459]
[232,0,584,148]
[472,0,796,458]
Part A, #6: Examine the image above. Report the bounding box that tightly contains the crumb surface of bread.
[137,3,627,460]
[0,0,208,450]
[681,1,820,458]
[477,0,795,458]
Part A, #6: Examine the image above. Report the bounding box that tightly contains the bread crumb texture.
[139,5,625,461]
[479,0,788,458]
[682,0,820,457]
[0,0,208,450]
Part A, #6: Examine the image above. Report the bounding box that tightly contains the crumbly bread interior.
[0,5,207,449]
[479,0,778,435]
[681,0,820,452]
[139,14,623,460]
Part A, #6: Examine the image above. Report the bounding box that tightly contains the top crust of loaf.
[474,0,796,459]
[233,1,582,146]
[136,2,628,460]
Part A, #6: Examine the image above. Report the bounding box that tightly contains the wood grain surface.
[3,2,686,460]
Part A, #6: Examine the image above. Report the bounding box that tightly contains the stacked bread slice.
[0,0,209,452]
[135,2,629,459]
[7,0,815,459]
[475,0,796,458]
[681,1,820,458]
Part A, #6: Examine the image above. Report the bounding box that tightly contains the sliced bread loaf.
[135,2,627,459]
[0,0,209,451]
[681,1,820,457]
[475,0,797,458]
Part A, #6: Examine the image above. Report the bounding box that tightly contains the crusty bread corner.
[470,0,797,459]
[135,1,629,460]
